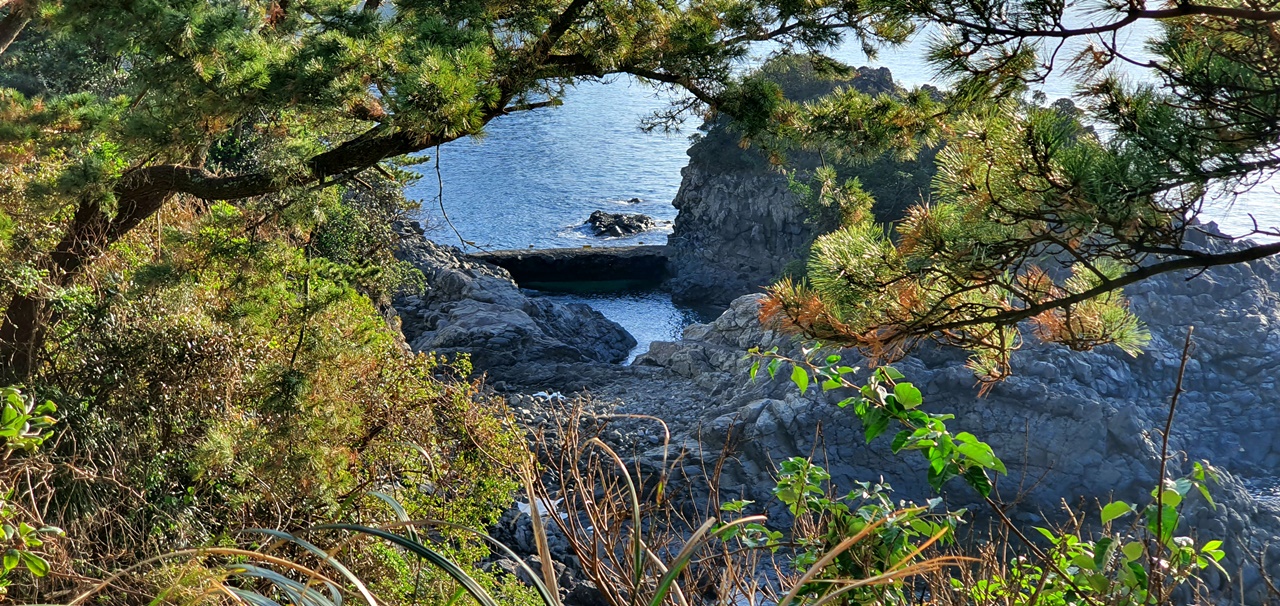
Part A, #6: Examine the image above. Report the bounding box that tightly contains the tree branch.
[0,0,31,57]
[913,240,1280,335]
[930,3,1280,41]
[620,67,718,106]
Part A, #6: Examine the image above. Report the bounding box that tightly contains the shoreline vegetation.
[3,0,1280,604]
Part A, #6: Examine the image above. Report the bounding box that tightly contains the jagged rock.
[394,236,636,367]
[637,226,1280,603]
[585,210,656,237]
[663,63,937,305]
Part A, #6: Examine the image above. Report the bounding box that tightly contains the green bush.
[753,346,1229,605]
[1,182,522,603]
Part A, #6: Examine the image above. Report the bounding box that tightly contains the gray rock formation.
[664,62,937,305]
[664,169,814,305]
[394,236,637,367]
[630,226,1280,603]
[585,210,657,237]
[398,221,1280,602]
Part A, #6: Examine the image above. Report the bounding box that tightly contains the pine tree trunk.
[0,294,42,383]
[0,185,172,382]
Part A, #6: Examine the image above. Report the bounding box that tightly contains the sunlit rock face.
[394,235,636,367]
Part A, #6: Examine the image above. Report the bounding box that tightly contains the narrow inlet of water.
[522,286,724,363]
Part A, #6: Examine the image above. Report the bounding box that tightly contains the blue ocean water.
[407,33,1280,356]
[407,78,691,251]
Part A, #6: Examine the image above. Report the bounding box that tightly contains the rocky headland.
[664,63,938,306]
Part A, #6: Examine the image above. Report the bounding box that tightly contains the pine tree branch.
[620,67,718,106]
[910,240,1280,336]
[925,3,1280,41]
[0,0,31,57]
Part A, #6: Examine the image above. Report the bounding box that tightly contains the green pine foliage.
[763,3,1280,383]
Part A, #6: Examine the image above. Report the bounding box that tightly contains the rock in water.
[393,236,637,367]
[585,210,656,237]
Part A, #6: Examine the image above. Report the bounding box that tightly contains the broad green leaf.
[864,414,889,443]
[962,466,991,497]
[890,430,911,454]
[1072,554,1096,571]
[1122,541,1144,562]
[1101,501,1133,524]
[749,360,760,381]
[20,551,49,577]
[791,365,809,394]
[1198,483,1216,510]
[879,366,905,380]
[3,549,17,571]
[956,442,1004,474]
[893,383,923,408]
[1093,537,1115,569]
[1146,504,1178,542]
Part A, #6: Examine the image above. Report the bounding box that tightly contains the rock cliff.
[633,226,1280,602]
[394,236,637,367]
[664,62,937,305]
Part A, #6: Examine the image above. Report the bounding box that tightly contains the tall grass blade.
[227,563,337,606]
[241,528,377,606]
[368,491,421,542]
[520,465,562,606]
[647,515,768,606]
[641,548,690,606]
[228,587,284,606]
[314,524,501,606]
[807,557,974,606]
[396,519,561,606]
[583,438,645,606]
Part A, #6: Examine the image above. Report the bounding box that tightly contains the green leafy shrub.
[753,344,1229,605]
[0,386,63,598]
[0,184,522,603]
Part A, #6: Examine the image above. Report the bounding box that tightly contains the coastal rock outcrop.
[585,210,657,237]
[630,226,1280,602]
[394,236,637,366]
[396,221,1280,601]
[664,62,937,305]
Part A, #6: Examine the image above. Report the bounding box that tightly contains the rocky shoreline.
[393,226,636,368]
[392,220,1280,603]
[389,63,1280,605]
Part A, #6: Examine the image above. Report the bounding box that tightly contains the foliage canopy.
[758,0,1280,382]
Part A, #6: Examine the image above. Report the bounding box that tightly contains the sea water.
[407,31,1280,358]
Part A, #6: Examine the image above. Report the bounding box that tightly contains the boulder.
[394,237,637,367]
[585,210,656,237]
